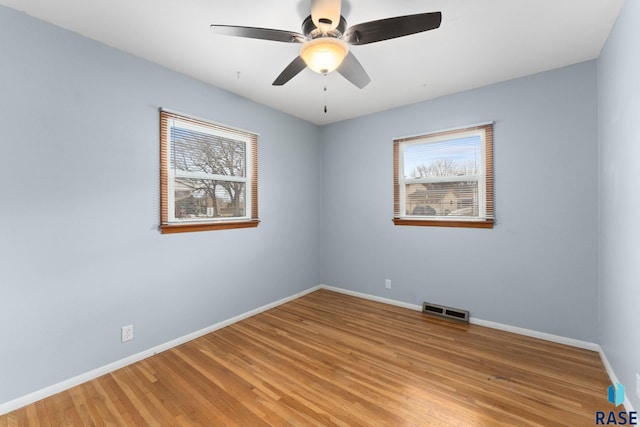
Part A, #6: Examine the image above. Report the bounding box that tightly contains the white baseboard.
[328,286,640,413]
[467,317,600,351]
[597,345,636,413]
[0,285,322,416]
[321,285,600,351]
[0,283,624,416]
[324,285,640,412]
[320,285,424,311]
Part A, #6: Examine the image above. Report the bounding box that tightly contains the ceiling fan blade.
[337,51,370,89]
[343,12,442,46]
[210,25,306,43]
[273,56,307,86]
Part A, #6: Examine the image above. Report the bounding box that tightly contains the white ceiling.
[1,0,624,125]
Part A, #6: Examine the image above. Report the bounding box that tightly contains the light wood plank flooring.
[0,289,611,426]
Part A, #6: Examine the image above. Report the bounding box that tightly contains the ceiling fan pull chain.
[323,82,328,114]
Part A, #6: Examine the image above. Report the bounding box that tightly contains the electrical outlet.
[121,325,133,342]
[385,279,391,289]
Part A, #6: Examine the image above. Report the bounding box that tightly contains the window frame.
[159,109,259,234]
[393,123,494,229]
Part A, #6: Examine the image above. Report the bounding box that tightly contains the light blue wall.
[0,6,321,404]
[598,0,640,411]
[320,61,599,343]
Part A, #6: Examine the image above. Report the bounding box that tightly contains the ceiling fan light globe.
[300,37,349,74]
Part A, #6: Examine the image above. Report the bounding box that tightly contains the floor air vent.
[422,302,469,323]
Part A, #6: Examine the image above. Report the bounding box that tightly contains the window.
[160,110,259,234]
[393,123,493,228]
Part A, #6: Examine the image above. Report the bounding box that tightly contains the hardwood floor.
[0,289,611,426]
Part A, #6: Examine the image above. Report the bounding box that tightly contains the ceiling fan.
[210,0,442,89]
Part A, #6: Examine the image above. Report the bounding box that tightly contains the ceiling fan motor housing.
[310,0,342,31]
[302,15,347,39]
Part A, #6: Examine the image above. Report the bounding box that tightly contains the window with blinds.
[160,110,259,234]
[393,123,494,228]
